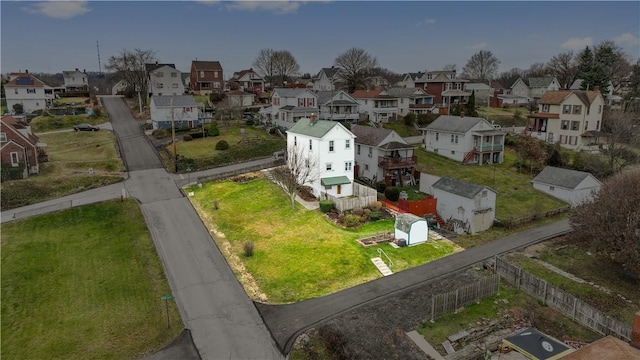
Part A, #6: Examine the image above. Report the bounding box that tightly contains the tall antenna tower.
[96,40,104,78]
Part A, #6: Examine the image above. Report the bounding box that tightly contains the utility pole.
[171,96,178,173]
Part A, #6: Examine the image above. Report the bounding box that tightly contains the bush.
[182,134,193,141]
[363,208,371,217]
[376,181,387,193]
[384,186,400,201]
[369,211,381,221]
[319,200,335,213]
[352,207,364,216]
[404,113,416,126]
[369,201,382,211]
[152,128,170,138]
[208,123,220,136]
[243,241,254,257]
[215,140,229,150]
[343,214,361,228]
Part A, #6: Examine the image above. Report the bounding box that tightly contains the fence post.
[455,289,459,309]
[543,281,547,305]
[517,267,521,289]
[431,296,434,321]
[572,297,577,321]
[496,274,500,295]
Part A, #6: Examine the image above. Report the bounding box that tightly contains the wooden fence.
[431,274,500,320]
[495,256,632,341]
[328,183,377,212]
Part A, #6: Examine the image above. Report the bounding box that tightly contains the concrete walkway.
[406,331,445,360]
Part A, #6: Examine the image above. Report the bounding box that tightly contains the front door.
[337,185,341,195]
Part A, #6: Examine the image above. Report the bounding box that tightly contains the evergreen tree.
[577,46,596,90]
[465,90,478,117]
[450,103,462,116]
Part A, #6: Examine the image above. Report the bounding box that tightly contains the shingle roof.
[145,63,176,72]
[403,72,425,81]
[379,141,413,150]
[230,69,262,81]
[386,87,434,98]
[287,119,349,139]
[151,95,198,107]
[432,176,490,199]
[5,73,49,88]
[539,90,601,106]
[314,91,358,105]
[317,67,341,79]
[520,77,556,88]
[532,166,599,189]
[350,89,384,99]
[192,61,222,71]
[273,88,314,98]
[350,124,393,146]
[424,115,488,133]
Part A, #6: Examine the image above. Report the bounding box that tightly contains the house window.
[562,105,571,114]
[548,132,554,142]
[364,164,369,170]
[549,186,555,191]
[451,150,455,155]
[158,83,164,88]
[329,140,334,152]
[455,135,459,144]
[0,132,6,142]
[200,71,205,78]
[213,82,220,89]
[294,136,297,146]
[36,102,39,106]
[27,89,36,94]
[598,105,602,114]
[482,190,488,198]
[171,72,177,77]
[10,152,19,166]
[14,89,18,94]
[401,98,404,104]
[542,104,550,112]
[214,72,219,78]
[435,132,439,141]
[368,147,372,157]
[345,161,352,171]
[451,134,454,143]
[172,83,179,88]
[573,105,581,115]
[596,121,600,130]
[571,121,579,130]
[326,163,333,171]
[357,144,360,155]
[584,121,588,130]
[309,139,312,150]
[455,83,462,90]
[561,120,569,130]
[345,140,350,149]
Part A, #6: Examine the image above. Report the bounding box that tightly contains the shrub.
[363,208,371,217]
[376,181,387,193]
[246,119,254,126]
[337,213,345,224]
[208,123,220,136]
[152,128,170,138]
[343,214,361,228]
[183,134,193,141]
[404,113,416,126]
[369,201,382,211]
[319,200,335,213]
[215,140,229,150]
[369,211,381,221]
[243,241,254,257]
[352,207,364,216]
[384,186,400,201]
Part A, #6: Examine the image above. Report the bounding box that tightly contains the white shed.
[532,166,601,207]
[394,213,429,246]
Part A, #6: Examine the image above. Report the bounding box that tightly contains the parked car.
[74,123,99,132]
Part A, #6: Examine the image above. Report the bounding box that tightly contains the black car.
[74,123,100,132]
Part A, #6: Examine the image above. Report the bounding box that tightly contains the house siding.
[433,187,496,234]
[149,66,185,97]
[533,176,600,207]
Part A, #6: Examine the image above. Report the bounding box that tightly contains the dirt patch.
[230,172,264,183]
[356,232,395,247]
[298,186,317,201]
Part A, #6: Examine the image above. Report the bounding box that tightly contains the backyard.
[1,200,182,359]
[29,113,109,133]
[188,174,462,303]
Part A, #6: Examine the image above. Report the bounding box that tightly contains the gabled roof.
[5,73,50,88]
[379,141,413,150]
[386,87,434,98]
[229,69,263,81]
[539,90,601,106]
[350,124,393,146]
[151,95,199,107]
[315,91,358,105]
[532,166,600,189]
[424,115,488,133]
[395,213,425,232]
[516,77,556,89]
[191,61,222,71]
[432,176,492,199]
[1,116,39,146]
[287,119,353,139]
[62,70,85,76]
[145,63,176,72]
[316,67,341,79]
[272,88,316,98]
[351,88,396,99]
[560,335,640,359]
[402,72,425,81]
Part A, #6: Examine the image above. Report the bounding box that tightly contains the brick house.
[1,115,46,179]
[190,60,224,95]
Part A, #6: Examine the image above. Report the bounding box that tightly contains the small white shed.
[394,213,429,246]
[532,166,601,207]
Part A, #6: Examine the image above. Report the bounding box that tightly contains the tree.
[497,68,526,89]
[576,45,610,93]
[546,51,578,89]
[577,46,597,90]
[601,110,640,172]
[569,168,640,276]
[369,67,402,88]
[595,41,632,94]
[465,90,478,117]
[12,103,23,114]
[272,50,300,87]
[271,143,318,210]
[462,50,500,80]
[105,48,157,108]
[252,49,276,86]
[526,62,547,78]
[334,48,378,93]
[624,60,640,112]
[442,64,458,71]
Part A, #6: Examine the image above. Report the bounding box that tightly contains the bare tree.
[462,50,500,80]
[271,143,318,210]
[442,63,458,71]
[546,51,578,89]
[497,67,527,89]
[569,168,640,276]
[369,67,402,88]
[601,110,640,172]
[105,48,157,107]
[252,48,276,86]
[272,50,300,87]
[334,48,378,93]
[526,62,547,78]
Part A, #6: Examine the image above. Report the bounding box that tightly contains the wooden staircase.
[463,149,476,164]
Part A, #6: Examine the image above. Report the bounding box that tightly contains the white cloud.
[417,18,436,26]
[22,1,90,19]
[466,42,487,50]
[224,1,303,14]
[613,32,639,47]
[561,37,593,50]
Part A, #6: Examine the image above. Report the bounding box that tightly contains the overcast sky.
[1,1,639,79]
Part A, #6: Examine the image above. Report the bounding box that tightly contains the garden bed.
[356,232,395,247]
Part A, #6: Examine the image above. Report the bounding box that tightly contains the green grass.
[1,131,124,210]
[54,97,90,105]
[30,113,108,133]
[189,178,461,303]
[1,200,182,359]
[415,147,567,221]
[382,122,421,137]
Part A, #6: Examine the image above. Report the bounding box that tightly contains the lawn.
[414,147,567,221]
[30,113,108,133]
[382,122,421,137]
[194,95,209,107]
[188,176,461,303]
[1,200,182,359]
[1,131,124,210]
[54,97,90,105]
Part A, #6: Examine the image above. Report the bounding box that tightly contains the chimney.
[632,311,640,349]
[76,68,79,72]
[25,69,28,74]
[83,69,86,73]
[309,113,317,124]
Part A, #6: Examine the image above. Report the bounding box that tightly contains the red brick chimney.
[632,310,640,349]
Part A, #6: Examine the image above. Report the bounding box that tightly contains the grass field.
[383,122,421,137]
[54,97,90,105]
[1,200,182,359]
[30,113,108,133]
[0,131,124,210]
[189,176,461,303]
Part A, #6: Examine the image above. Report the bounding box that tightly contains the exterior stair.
[371,257,393,276]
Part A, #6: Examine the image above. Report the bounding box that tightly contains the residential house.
[532,166,601,207]
[385,87,435,116]
[150,95,200,130]
[571,79,621,109]
[414,70,470,113]
[351,124,416,186]
[315,90,359,121]
[396,72,425,88]
[464,80,504,106]
[1,115,45,179]
[226,90,254,107]
[269,88,318,127]
[181,73,190,90]
[293,78,314,89]
[351,88,399,123]
[3,71,55,113]
[286,116,356,199]
[510,77,560,102]
[146,63,184,97]
[526,90,604,150]
[431,176,497,234]
[312,67,341,91]
[422,115,505,165]
[112,79,128,96]
[494,94,529,108]
[190,60,224,94]
[62,68,88,92]
[228,68,264,94]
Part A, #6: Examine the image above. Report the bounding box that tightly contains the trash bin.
[398,239,407,247]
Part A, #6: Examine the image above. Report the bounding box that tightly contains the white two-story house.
[351,88,399,123]
[423,115,505,165]
[510,77,560,102]
[4,71,55,113]
[150,95,200,130]
[286,116,356,199]
[270,88,318,128]
[386,87,435,116]
[62,68,88,92]
[526,90,604,150]
[351,124,417,187]
[146,63,185,97]
[316,90,359,121]
[312,67,342,91]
